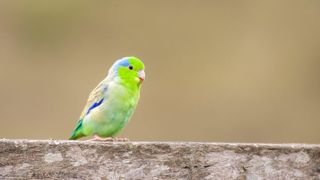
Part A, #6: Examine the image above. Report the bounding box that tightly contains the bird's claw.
[88,135,129,142]
[89,137,113,142]
[114,137,130,142]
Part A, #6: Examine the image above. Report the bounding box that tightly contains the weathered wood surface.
[0,139,320,179]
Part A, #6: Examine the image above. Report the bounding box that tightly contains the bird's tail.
[69,119,85,140]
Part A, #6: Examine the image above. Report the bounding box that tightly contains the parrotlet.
[69,57,145,141]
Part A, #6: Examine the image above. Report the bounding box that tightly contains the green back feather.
[69,119,85,140]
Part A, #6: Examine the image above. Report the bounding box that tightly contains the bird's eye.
[128,65,133,70]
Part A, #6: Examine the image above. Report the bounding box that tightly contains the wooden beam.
[0,139,319,179]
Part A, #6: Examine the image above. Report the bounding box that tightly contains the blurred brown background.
[0,1,319,143]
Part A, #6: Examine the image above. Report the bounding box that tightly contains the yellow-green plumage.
[69,57,145,140]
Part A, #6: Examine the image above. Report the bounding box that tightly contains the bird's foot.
[88,135,114,142]
[113,137,130,142]
[88,135,129,142]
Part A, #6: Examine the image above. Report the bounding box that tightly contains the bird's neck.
[115,76,141,92]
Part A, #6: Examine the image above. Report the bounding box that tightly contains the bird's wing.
[69,81,108,140]
[79,81,108,120]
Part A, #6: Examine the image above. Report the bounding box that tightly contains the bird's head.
[109,56,145,85]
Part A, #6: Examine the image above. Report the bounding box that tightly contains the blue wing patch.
[86,98,104,115]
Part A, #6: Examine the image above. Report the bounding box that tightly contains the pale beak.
[138,70,145,81]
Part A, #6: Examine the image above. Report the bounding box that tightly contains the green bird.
[69,56,145,141]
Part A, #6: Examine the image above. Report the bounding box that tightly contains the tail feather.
[69,119,85,140]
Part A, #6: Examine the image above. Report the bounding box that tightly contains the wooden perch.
[0,139,319,179]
